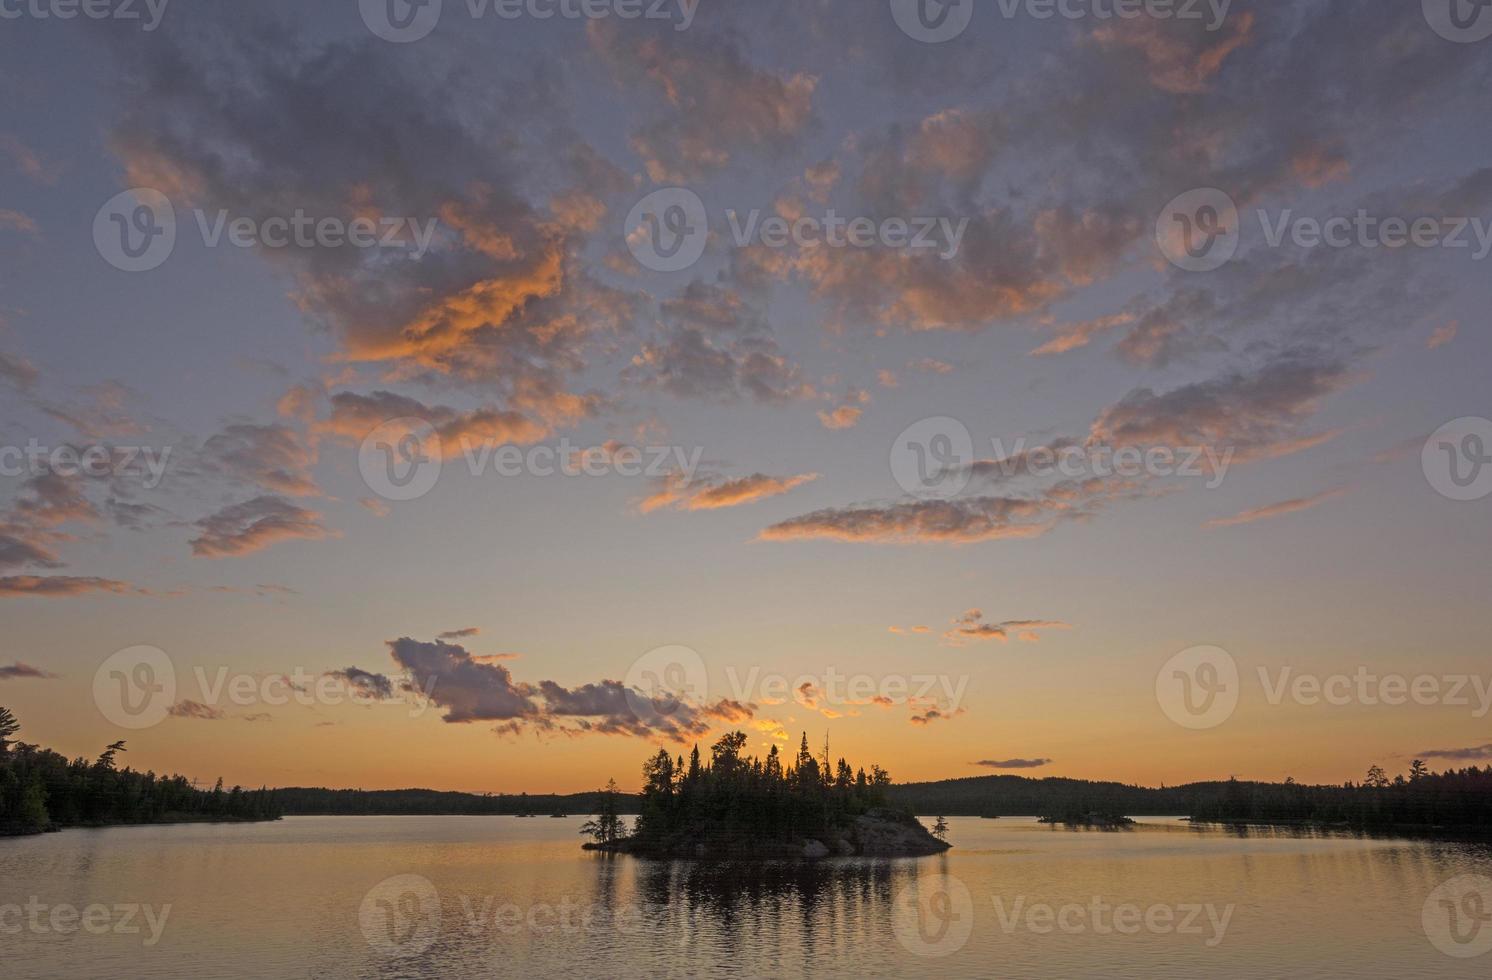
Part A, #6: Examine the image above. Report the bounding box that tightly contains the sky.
[0,0,1490,794]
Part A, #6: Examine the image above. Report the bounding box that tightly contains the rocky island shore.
[584,807,950,859]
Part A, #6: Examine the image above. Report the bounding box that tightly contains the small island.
[580,732,950,859]
[1038,808,1136,829]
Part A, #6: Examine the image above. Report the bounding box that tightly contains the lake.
[2,815,1490,978]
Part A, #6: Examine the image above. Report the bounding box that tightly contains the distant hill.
[887,774,1202,816]
[275,786,641,816]
[275,765,1492,839]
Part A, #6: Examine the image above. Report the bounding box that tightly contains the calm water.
[2,815,1490,978]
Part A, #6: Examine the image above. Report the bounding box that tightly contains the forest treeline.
[620,732,894,853]
[0,707,281,837]
[275,786,639,815]
[892,761,1492,833]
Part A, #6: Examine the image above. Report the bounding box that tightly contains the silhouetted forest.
[892,761,1492,835]
[275,786,640,815]
[620,731,894,854]
[0,707,281,836]
[209,736,1492,842]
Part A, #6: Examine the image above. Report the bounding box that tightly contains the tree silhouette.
[932,815,949,840]
[0,706,280,836]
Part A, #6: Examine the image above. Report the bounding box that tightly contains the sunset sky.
[1,1,1489,794]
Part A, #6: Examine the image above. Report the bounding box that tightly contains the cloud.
[1088,11,1256,94]
[1416,743,1492,762]
[974,758,1053,770]
[168,700,226,721]
[437,627,481,640]
[200,423,319,497]
[0,348,39,390]
[329,666,396,700]
[190,496,332,558]
[385,637,752,742]
[944,610,1073,644]
[105,14,623,437]
[0,576,155,598]
[909,705,966,726]
[625,281,812,405]
[760,475,1148,545]
[0,662,58,680]
[1204,487,1350,529]
[0,532,63,572]
[640,471,818,513]
[0,133,55,184]
[1029,313,1137,356]
[588,21,816,183]
[1088,349,1356,461]
[318,391,554,460]
[1427,321,1459,350]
